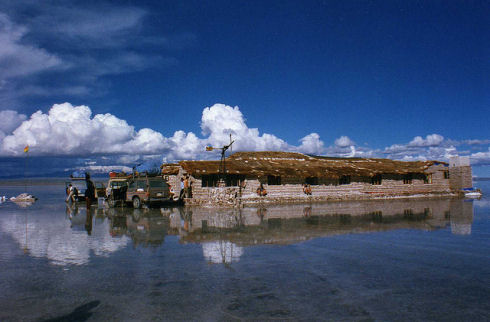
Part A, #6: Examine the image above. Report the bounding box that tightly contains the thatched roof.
[165,151,446,179]
[160,163,180,175]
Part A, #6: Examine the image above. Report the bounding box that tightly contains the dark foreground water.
[1,181,489,321]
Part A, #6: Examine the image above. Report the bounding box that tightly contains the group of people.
[256,183,267,197]
[65,173,95,210]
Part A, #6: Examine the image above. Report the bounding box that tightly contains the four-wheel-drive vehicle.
[126,176,172,208]
[106,177,129,207]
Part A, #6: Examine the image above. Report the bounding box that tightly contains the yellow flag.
[206,146,213,151]
[24,145,29,153]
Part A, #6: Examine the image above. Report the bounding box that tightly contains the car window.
[128,181,136,189]
[111,181,127,188]
[137,180,146,189]
[149,180,168,188]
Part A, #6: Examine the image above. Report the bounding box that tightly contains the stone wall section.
[449,166,473,190]
[177,173,452,207]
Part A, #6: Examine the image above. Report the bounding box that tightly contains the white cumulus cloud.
[2,103,490,173]
[298,133,324,154]
[334,135,355,148]
[200,103,289,151]
[0,102,168,156]
[408,134,444,147]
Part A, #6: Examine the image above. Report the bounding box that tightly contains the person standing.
[85,173,95,209]
[179,177,185,200]
[184,176,190,198]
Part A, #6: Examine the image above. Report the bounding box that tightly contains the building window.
[424,174,432,184]
[225,174,245,187]
[403,174,413,184]
[305,177,318,185]
[201,174,219,187]
[443,171,450,179]
[267,175,281,185]
[371,174,382,185]
[339,175,351,185]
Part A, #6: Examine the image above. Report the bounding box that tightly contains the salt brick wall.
[449,166,473,190]
[188,175,451,202]
[171,164,455,205]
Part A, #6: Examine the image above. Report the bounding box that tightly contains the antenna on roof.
[229,133,233,155]
[205,134,235,182]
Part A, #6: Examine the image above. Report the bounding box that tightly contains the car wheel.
[133,196,141,209]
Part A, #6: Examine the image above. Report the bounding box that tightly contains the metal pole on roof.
[205,135,234,183]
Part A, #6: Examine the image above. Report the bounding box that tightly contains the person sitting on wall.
[303,184,312,195]
[239,179,247,197]
[256,183,267,197]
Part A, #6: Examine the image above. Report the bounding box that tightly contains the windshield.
[149,180,168,188]
[111,181,128,188]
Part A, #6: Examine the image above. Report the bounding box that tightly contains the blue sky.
[0,0,489,177]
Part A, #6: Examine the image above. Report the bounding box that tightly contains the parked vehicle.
[126,176,172,208]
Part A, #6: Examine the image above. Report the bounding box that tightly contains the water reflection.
[0,197,475,266]
[178,198,474,246]
[101,198,475,264]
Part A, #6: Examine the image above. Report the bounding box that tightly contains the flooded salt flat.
[0,181,489,321]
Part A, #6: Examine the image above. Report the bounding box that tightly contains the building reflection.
[449,199,474,235]
[175,198,475,245]
[95,198,475,264]
[0,197,476,266]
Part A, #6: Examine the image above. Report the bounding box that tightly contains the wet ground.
[0,180,489,321]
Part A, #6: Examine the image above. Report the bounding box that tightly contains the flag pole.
[24,145,29,193]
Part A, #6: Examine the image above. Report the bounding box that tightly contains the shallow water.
[0,181,489,321]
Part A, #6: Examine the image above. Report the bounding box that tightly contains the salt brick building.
[161,151,473,206]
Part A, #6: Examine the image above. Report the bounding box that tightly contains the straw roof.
[160,163,180,175]
[166,151,446,179]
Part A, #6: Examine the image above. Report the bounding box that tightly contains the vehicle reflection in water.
[105,207,169,247]
[89,198,475,265]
